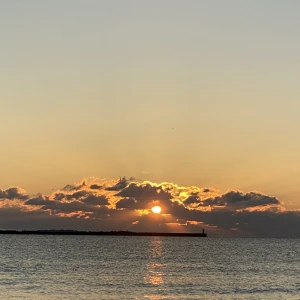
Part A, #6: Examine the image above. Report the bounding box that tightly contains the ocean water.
[0,236,299,299]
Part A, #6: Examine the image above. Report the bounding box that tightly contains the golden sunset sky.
[1,1,300,234]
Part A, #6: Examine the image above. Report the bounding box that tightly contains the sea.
[0,236,299,299]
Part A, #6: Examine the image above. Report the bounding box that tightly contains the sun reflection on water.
[143,237,166,287]
[144,263,164,285]
[150,236,162,259]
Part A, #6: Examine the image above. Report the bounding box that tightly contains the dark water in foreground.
[0,236,299,299]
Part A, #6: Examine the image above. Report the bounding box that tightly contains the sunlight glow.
[151,206,162,214]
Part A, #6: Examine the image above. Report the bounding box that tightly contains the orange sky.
[1,1,300,219]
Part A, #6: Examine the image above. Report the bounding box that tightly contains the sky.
[1,1,300,236]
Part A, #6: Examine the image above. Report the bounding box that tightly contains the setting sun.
[151,206,162,214]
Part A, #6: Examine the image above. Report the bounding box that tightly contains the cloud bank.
[0,177,299,237]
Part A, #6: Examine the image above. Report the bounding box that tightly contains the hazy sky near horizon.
[1,1,300,208]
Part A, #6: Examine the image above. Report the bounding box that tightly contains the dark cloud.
[25,194,51,206]
[116,198,136,209]
[0,178,299,237]
[62,180,87,191]
[82,194,109,206]
[65,190,89,200]
[105,177,129,191]
[177,209,300,238]
[89,184,102,190]
[40,200,106,214]
[0,206,113,231]
[184,193,200,205]
[53,192,65,201]
[117,183,172,201]
[53,191,89,201]
[40,201,85,213]
[0,187,28,200]
[52,190,108,205]
[116,183,174,212]
[199,191,280,210]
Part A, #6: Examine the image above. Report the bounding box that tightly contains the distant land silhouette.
[0,229,207,237]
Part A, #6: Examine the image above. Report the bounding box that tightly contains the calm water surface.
[0,236,299,299]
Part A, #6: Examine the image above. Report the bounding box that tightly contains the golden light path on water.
[144,237,166,298]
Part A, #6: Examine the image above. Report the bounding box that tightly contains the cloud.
[199,190,280,210]
[89,184,102,190]
[25,194,50,205]
[0,177,299,237]
[0,187,28,200]
[64,191,89,201]
[82,194,109,206]
[116,198,136,209]
[105,177,129,191]
[184,193,201,205]
[62,180,87,191]
[117,182,172,202]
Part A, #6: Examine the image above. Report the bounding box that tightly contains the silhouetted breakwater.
[0,230,207,237]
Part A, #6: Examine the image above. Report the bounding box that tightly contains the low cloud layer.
[0,177,299,237]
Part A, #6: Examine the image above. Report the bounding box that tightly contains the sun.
[151,206,162,214]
